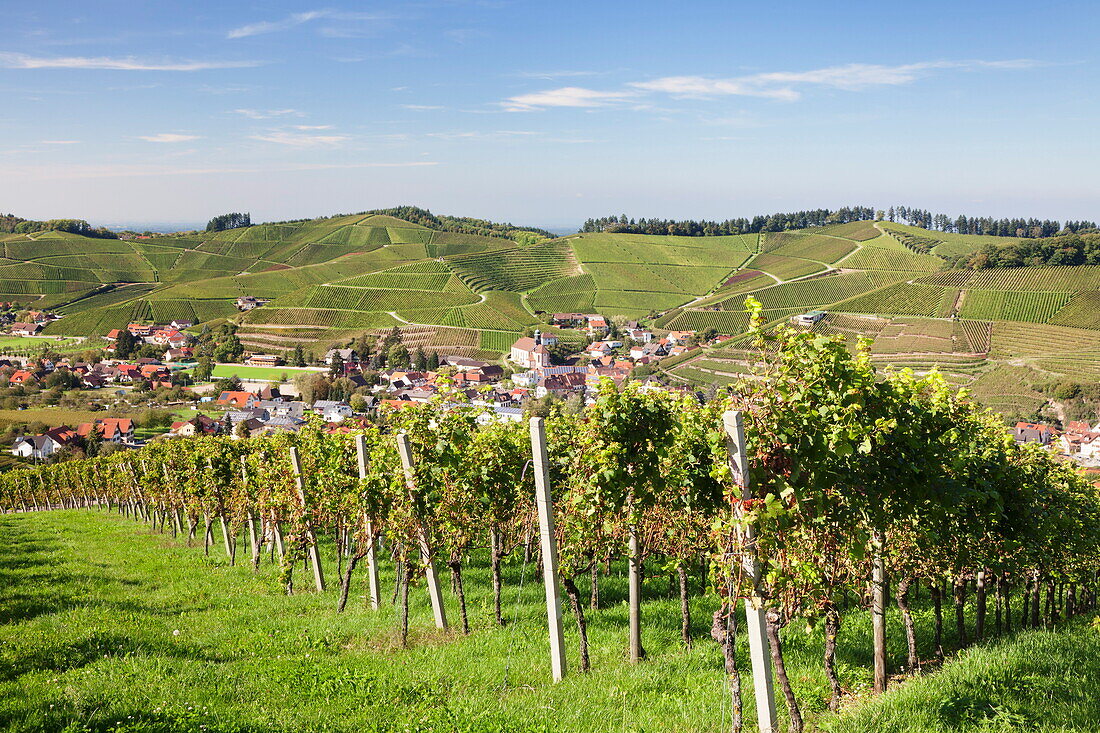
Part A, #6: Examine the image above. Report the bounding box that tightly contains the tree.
[291,345,306,368]
[206,213,251,232]
[115,330,137,359]
[193,357,214,382]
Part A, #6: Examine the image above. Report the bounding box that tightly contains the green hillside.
[4,213,1099,402]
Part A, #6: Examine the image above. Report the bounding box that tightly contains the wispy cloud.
[41,139,80,145]
[401,104,444,111]
[424,130,538,140]
[506,60,1043,110]
[502,86,637,112]
[513,70,602,80]
[232,108,302,119]
[1,161,440,181]
[0,52,259,72]
[139,133,201,143]
[228,10,390,39]
[227,10,328,39]
[292,124,333,130]
[251,131,349,147]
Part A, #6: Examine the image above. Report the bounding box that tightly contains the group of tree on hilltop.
[955,230,1100,269]
[4,217,118,239]
[885,205,1094,239]
[581,206,877,237]
[206,212,252,232]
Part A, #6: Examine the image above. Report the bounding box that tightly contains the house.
[10,322,42,337]
[1014,422,1056,446]
[586,315,609,335]
[535,371,587,399]
[169,414,220,437]
[76,418,135,444]
[791,310,828,327]
[260,399,304,419]
[587,341,614,358]
[163,347,193,362]
[151,329,189,348]
[665,330,696,345]
[236,296,269,311]
[169,320,194,330]
[313,400,353,423]
[510,331,552,370]
[245,353,283,367]
[217,390,261,409]
[127,323,154,337]
[627,329,654,343]
[476,405,524,424]
[325,348,356,364]
[8,369,37,385]
[11,426,78,460]
[629,342,664,360]
[106,329,122,341]
[550,313,587,327]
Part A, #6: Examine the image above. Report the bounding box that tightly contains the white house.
[510,331,552,370]
[313,399,354,423]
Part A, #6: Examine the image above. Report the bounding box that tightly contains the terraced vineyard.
[10,214,1100,375]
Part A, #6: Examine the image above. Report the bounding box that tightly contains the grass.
[10,508,1098,732]
[208,364,325,381]
[3,505,1100,732]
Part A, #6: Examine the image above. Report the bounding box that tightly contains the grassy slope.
[4,510,1098,732]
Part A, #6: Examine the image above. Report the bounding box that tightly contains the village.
[2,307,1097,472]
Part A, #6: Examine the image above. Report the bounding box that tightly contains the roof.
[76,418,134,440]
[1015,422,1055,433]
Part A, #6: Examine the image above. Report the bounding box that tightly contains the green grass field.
[5,510,1098,733]
[208,364,325,381]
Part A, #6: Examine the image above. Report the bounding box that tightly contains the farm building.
[791,310,828,327]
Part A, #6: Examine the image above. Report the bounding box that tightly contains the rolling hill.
[3,213,1099,409]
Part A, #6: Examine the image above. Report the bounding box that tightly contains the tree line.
[954,231,1100,269]
[581,206,877,237]
[582,205,1098,240]
[7,218,118,239]
[205,212,252,232]
[886,205,1096,239]
[5,299,1099,732]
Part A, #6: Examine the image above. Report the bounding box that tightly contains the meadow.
[3,510,1098,733]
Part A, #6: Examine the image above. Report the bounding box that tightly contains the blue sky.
[0,0,1096,229]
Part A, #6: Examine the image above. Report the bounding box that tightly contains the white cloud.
[232,108,302,119]
[507,59,1043,109]
[634,60,1044,101]
[41,140,80,145]
[292,124,333,130]
[251,131,349,147]
[1,161,439,181]
[0,52,259,72]
[401,104,444,111]
[513,70,601,80]
[227,10,328,39]
[502,86,637,112]
[139,133,201,143]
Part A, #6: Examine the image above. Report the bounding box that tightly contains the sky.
[0,0,1097,230]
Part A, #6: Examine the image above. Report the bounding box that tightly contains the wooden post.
[723,410,778,733]
[872,530,887,693]
[289,447,326,592]
[355,435,382,610]
[241,456,260,572]
[530,417,567,682]
[396,432,448,630]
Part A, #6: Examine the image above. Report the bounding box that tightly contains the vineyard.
[5,322,1100,732]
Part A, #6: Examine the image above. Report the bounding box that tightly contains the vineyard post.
[289,447,326,592]
[872,529,887,693]
[354,434,382,610]
[241,456,261,572]
[396,432,449,630]
[723,410,778,733]
[530,417,567,682]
